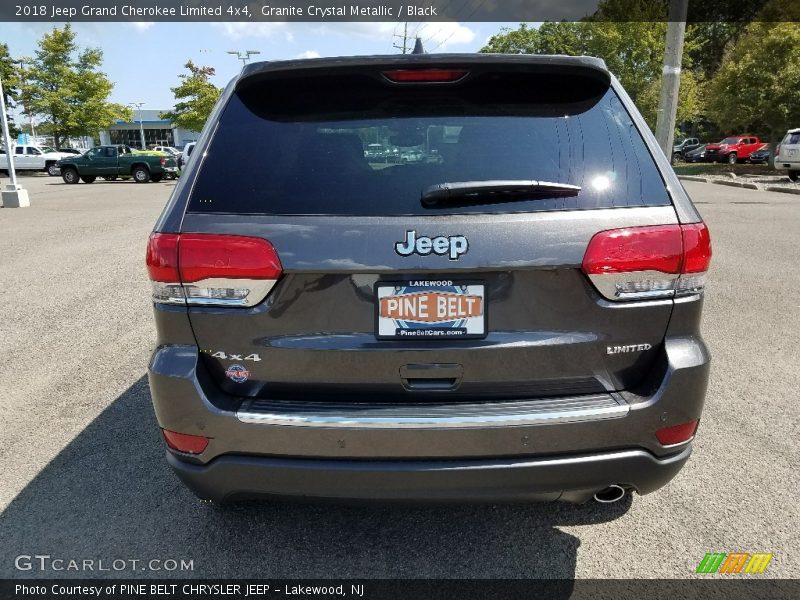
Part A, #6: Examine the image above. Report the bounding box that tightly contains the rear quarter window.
[188,72,670,216]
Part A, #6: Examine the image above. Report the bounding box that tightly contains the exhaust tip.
[594,485,626,504]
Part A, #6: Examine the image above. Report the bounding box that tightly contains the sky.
[2,21,524,117]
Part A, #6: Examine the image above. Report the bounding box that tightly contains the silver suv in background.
[775,128,800,181]
[146,54,712,505]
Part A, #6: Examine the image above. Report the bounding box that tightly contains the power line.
[429,0,487,52]
[419,0,458,46]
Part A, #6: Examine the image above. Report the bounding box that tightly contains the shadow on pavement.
[1,377,631,586]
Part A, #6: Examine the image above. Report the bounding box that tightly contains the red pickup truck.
[704,135,763,164]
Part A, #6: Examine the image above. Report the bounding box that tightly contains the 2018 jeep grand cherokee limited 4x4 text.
[146,54,711,504]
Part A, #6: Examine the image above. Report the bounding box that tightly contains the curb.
[765,186,800,195]
[711,180,760,190]
[677,175,709,183]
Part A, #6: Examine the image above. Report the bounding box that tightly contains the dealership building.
[98,109,199,149]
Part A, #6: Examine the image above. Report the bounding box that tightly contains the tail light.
[162,429,209,454]
[160,157,166,165]
[582,223,711,301]
[382,69,469,83]
[656,420,699,446]
[146,233,282,307]
[776,144,782,158]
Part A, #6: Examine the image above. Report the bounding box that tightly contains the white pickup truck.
[0,144,78,176]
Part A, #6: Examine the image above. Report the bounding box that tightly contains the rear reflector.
[162,429,210,454]
[146,233,283,307]
[582,223,711,300]
[656,420,699,446]
[382,69,468,83]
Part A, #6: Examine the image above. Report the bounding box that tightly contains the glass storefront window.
[110,128,174,149]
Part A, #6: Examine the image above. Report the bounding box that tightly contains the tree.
[706,20,800,138]
[21,25,130,148]
[479,2,705,136]
[483,22,583,56]
[636,70,705,134]
[160,61,221,133]
[0,43,21,137]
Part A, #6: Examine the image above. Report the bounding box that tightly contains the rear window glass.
[783,132,800,145]
[188,73,670,216]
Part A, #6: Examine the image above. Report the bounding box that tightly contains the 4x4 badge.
[395,230,468,261]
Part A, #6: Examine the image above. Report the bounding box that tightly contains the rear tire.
[46,162,60,176]
[672,152,683,163]
[789,171,799,182]
[80,175,96,184]
[62,168,79,184]
[727,152,738,165]
[150,174,164,183]
[132,166,150,183]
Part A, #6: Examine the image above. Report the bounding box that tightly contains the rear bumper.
[167,445,692,504]
[774,159,799,170]
[148,304,709,502]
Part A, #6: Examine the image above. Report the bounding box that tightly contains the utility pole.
[655,0,688,163]
[128,102,146,150]
[227,50,261,66]
[393,22,410,54]
[0,74,30,207]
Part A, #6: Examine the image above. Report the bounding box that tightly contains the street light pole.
[655,0,689,162]
[0,74,30,207]
[128,102,146,150]
[227,50,261,66]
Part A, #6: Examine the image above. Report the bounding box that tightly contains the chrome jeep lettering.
[394,230,469,260]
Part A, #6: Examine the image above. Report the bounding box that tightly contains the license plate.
[376,280,486,340]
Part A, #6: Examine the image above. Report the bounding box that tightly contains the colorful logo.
[696,552,773,574]
[225,364,250,383]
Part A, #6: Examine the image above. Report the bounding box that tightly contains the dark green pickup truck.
[57,145,178,184]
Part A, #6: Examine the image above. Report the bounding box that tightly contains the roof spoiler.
[235,53,611,91]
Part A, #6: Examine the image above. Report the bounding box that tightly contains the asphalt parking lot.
[0,175,798,580]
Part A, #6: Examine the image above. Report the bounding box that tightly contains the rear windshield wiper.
[421,180,581,208]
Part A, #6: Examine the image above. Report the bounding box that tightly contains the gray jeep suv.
[146,54,711,504]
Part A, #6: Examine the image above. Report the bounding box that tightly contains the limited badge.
[225,364,250,383]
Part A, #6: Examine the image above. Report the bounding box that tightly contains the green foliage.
[160,61,221,133]
[0,43,21,136]
[706,3,800,138]
[482,0,800,140]
[685,22,751,80]
[482,22,583,56]
[481,23,539,54]
[21,25,130,148]
[637,70,705,133]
